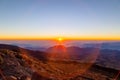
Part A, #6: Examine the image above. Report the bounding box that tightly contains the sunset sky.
[0,0,120,40]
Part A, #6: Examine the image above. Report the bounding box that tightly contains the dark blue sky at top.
[0,0,120,39]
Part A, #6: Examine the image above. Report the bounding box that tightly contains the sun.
[58,37,63,42]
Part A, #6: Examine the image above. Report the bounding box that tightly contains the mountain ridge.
[0,44,119,80]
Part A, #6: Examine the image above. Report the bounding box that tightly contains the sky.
[0,0,120,40]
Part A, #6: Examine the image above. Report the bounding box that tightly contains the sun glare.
[58,37,63,42]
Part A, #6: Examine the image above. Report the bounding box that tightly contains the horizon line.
[0,37,120,41]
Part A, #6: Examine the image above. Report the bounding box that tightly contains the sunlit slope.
[0,44,119,80]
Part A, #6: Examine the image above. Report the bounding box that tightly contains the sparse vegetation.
[0,44,120,80]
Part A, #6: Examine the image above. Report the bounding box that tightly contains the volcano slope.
[0,44,119,80]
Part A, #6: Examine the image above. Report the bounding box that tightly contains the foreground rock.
[0,49,32,80]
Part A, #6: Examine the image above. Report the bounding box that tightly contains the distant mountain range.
[46,45,99,62]
[47,45,120,70]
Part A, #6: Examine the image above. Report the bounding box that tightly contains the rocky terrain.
[0,44,119,80]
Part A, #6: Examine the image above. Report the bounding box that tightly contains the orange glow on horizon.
[0,36,120,41]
